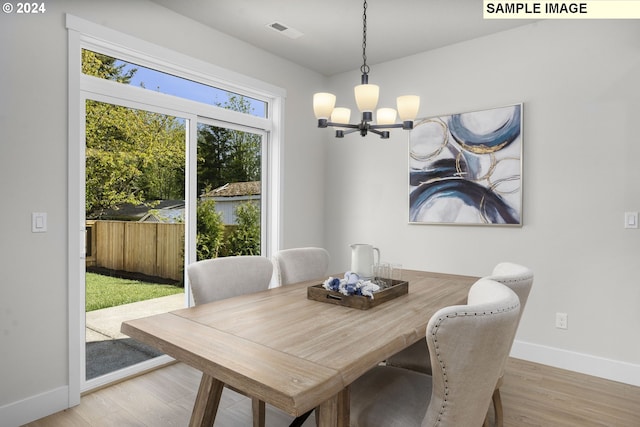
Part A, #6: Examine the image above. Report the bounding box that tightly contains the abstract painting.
[409,104,522,226]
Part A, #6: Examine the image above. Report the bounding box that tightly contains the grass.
[86,272,183,311]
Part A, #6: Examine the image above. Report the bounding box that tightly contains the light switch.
[624,212,638,229]
[32,212,47,233]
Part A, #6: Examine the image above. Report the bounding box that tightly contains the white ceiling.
[148,0,536,76]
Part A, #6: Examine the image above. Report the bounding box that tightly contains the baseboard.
[0,386,70,427]
[511,340,640,387]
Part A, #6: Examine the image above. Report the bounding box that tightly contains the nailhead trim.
[430,302,520,425]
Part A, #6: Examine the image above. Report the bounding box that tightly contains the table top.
[121,269,476,416]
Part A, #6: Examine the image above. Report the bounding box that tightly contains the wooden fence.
[86,220,184,282]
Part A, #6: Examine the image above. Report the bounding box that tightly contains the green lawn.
[86,272,183,311]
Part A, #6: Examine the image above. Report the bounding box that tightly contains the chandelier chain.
[360,0,369,75]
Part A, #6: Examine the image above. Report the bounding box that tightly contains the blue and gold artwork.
[409,104,522,225]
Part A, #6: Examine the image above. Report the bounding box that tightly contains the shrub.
[226,202,260,255]
[196,199,225,260]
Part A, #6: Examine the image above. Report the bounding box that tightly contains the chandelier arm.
[337,128,360,137]
[369,123,404,130]
[370,121,415,131]
[368,128,390,139]
[321,121,361,130]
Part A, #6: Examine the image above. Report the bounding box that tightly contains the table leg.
[337,386,350,427]
[252,397,265,427]
[189,373,224,427]
[317,386,350,427]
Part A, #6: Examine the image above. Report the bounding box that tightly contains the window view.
[196,122,262,260]
[85,97,186,379]
[82,50,266,381]
[82,49,267,118]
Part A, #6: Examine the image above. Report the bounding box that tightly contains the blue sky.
[117,61,267,118]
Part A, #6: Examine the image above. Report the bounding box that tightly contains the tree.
[83,50,185,218]
[196,95,261,194]
[226,202,261,256]
[85,101,185,218]
[82,49,136,83]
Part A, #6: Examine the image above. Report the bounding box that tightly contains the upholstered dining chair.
[271,247,330,427]
[186,255,274,427]
[349,278,521,427]
[385,262,534,427]
[482,262,534,426]
[187,255,273,305]
[272,247,330,286]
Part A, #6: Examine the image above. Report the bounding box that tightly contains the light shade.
[331,107,351,125]
[354,84,379,113]
[376,108,397,126]
[313,92,336,119]
[397,95,420,121]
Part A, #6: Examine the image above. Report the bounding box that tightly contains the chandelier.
[313,0,420,139]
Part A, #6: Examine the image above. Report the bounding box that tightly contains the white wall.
[324,20,640,383]
[0,0,326,424]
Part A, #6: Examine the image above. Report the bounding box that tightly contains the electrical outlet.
[555,312,568,329]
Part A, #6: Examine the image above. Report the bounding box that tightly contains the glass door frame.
[195,117,270,258]
[68,14,284,401]
[80,91,195,392]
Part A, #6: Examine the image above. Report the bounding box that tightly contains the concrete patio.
[85,293,185,379]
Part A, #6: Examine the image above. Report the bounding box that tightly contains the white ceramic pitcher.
[350,244,380,278]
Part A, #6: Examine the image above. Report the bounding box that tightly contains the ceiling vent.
[266,22,303,40]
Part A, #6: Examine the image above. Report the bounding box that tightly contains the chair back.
[187,256,273,305]
[487,262,534,379]
[272,247,330,286]
[487,262,534,326]
[423,279,520,427]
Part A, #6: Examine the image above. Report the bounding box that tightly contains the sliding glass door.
[82,95,190,389]
[70,20,282,395]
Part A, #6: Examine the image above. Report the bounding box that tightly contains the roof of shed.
[203,181,261,197]
[96,200,185,221]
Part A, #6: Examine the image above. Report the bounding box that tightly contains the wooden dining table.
[121,269,476,427]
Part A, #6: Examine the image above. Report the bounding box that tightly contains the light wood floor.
[24,358,640,426]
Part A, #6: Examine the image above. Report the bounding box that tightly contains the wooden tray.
[307,279,408,310]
